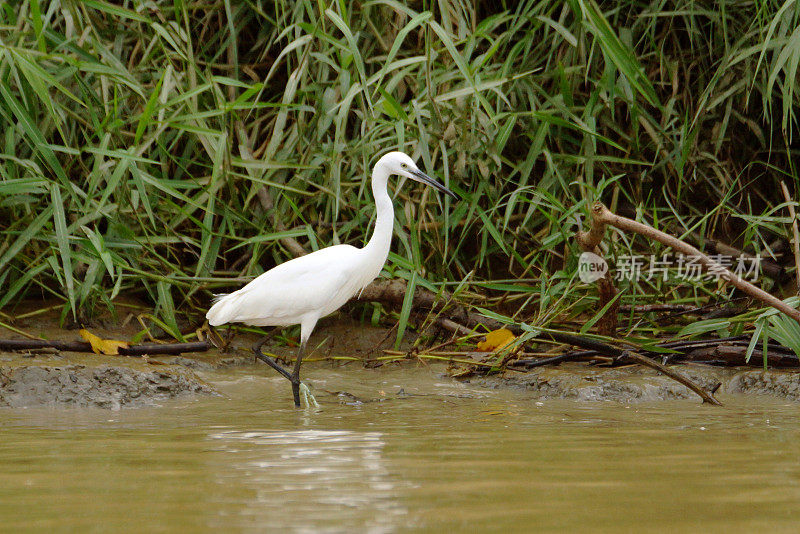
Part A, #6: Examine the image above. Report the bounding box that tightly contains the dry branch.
[692,233,783,280]
[575,211,619,335]
[685,345,799,368]
[0,339,211,356]
[618,205,784,280]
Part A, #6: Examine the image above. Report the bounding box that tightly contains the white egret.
[206,151,457,407]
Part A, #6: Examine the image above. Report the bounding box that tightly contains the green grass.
[1,0,800,349]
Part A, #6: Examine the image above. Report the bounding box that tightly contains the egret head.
[377,151,459,200]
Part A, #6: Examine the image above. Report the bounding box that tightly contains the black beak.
[411,169,459,200]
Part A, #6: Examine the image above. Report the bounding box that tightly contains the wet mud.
[0,309,397,409]
[470,364,800,403]
[3,302,800,407]
[0,364,214,409]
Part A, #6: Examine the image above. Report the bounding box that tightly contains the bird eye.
[401,163,407,169]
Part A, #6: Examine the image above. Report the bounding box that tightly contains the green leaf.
[156,281,183,341]
[134,68,166,144]
[678,318,732,338]
[81,0,152,22]
[577,0,661,108]
[395,271,417,349]
[50,185,76,316]
[378,87,408,121]
[580,291,623,334]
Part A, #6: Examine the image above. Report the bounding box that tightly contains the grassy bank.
[1,0,799,349]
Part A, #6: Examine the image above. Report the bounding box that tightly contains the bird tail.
[206,293,236,326]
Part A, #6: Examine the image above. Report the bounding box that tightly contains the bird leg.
[253,337,317,408]
[290,341,306,407]
[252,337,293,382]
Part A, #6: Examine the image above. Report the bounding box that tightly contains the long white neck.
[362,163,394,267]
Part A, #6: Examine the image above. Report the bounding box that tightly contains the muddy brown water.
[2,364,800,532]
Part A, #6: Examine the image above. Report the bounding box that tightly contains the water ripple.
[206,429,406,533]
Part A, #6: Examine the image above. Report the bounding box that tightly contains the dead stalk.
[576,212,619,335]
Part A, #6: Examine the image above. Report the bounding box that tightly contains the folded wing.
[206,245,367,327]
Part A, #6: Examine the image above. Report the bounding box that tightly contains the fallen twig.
[0,339,211,356]
[512,335,799,368]
[509,352,593,368]
[684,345,799,368]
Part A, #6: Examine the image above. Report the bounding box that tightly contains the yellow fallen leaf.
[477,328,516,352]
[79,329,129,355]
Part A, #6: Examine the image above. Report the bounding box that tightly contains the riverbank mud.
[0,364,215,409]
[3,305,800,407]
[4,354,800,408]
[469,364,800,403]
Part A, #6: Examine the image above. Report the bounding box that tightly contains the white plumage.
[207,245,372,327]
[206,151,456,407]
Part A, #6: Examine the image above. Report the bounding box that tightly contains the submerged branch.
[618,351,722,405]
